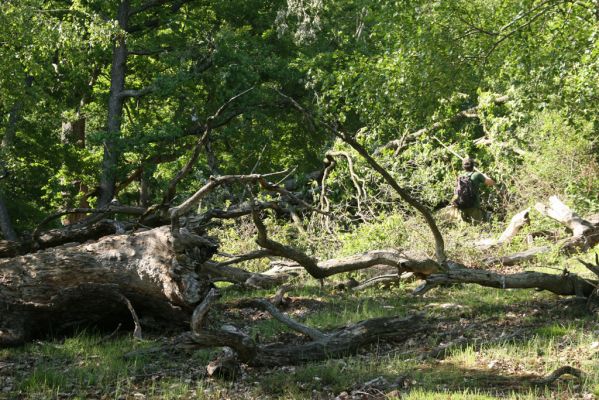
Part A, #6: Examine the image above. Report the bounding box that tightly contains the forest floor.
[2,207,599,400]
[1,264,598,400]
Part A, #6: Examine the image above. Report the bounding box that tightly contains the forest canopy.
[0,0,598,399]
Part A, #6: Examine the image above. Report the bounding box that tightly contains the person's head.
[462,158,475,172]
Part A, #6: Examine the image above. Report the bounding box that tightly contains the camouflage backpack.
[453,172,476,209]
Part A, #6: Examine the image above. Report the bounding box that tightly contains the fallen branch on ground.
[185,289,427,367]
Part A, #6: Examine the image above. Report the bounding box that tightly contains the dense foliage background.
[0,0,597,235]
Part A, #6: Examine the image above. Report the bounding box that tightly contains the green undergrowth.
[3,277,597,399]
[3,199,599,399]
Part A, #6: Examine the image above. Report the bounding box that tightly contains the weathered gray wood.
[483,246,551,266]
[477,208,530,249]
[0,226,216,346]
[424,266,597,297]
[188,313,425,367]
[535,196,594,236]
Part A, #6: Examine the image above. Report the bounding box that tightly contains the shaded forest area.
[1,0,598,399]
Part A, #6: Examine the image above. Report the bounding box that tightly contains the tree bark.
[0,194,17,241]
[476,208,530,249]
[423,264,597,298]
[99,0,130,207]
[0,226,217,346]
[186,290,426,367]
[535,196,595,237]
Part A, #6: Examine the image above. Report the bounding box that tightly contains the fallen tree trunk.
[476,208,530,249]
[0,226,217,346]
[185,289,426,367]
[420,263,597,297]
[484,197,599,266]
[0,219,131,259]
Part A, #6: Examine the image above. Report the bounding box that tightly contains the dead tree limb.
[215,249,273,267]
[535,196,595,237]
[352,272,416,291]
[239,299,326,340]
[319,154,336,213]
[326,151,368,213]
[375,95,509,155]
[252,207,440,279]
[476,208,530,249]
[169,171,289,231]
[200,260,288,289]
[484,198,598,265]
[421,264,597,297]
[187,292,426,366]
[483,246,551,267]
[276,90,447,264]
[271,284,292,307]
[578,253,599,279]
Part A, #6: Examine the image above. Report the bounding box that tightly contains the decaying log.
[535,196,595,237]
[0,226,217,346]
[0,219,133,259]
[483,246,551,267]
[187,289,426,367]
[476,208,530,249]
[421,263,597,297]
[252,207,441,279]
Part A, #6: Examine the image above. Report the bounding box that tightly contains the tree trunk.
[0,194,17,241]
[0,226,217,346]
[185,291,426,367]
[423,264,597,297]
[99,0,130,207]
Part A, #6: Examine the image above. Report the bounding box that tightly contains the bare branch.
[169,171,289,230]
[277,90,447,264]
[476,208,530,249]
[240,299,327,340]
[33,205,146,240]
[215,249,273,267]
[190,288,220,333]
[251,204,441,279]
[258,178,329,216]
[421,265,597,297]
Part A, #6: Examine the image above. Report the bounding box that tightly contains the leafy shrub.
[510,111,599,212]
[338,212,407,256]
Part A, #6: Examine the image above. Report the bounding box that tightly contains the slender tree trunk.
[0,77,32,239]
[140,167,152,207]
[61,68,99,224]
[99,0,130,207]
[0,194,17,241]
